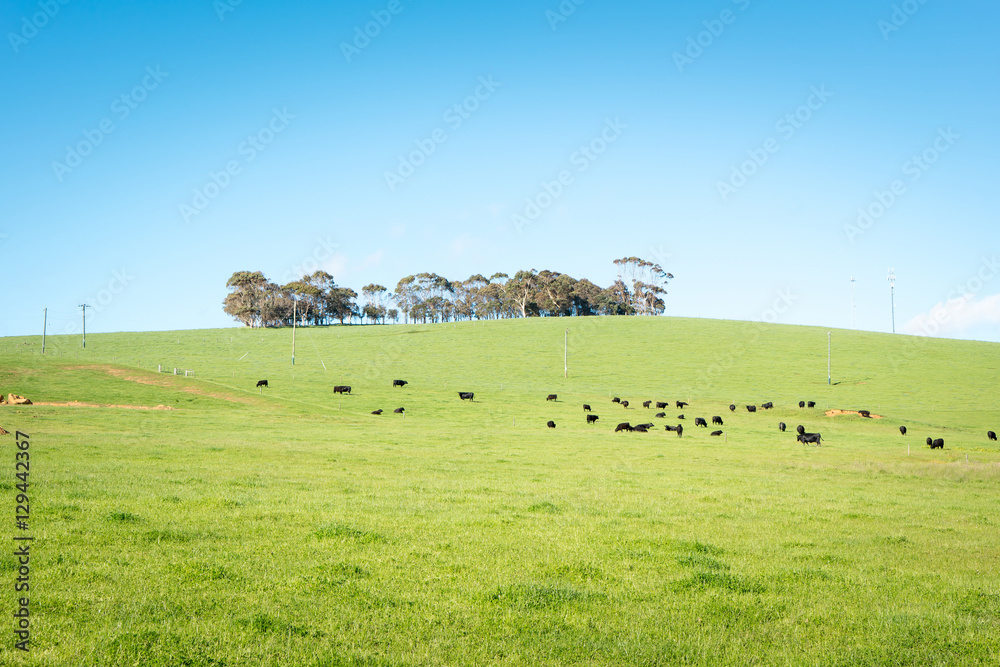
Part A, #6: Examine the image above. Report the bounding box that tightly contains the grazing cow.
[729,404,736,412]
[371,409,383,415]
[798,401,805,408]
[664,425,678,432]
[612,397,621,404]
[676,424,683,438]
[583,404,592,412]
[547,421,556,428]
[676,401,688,409]
[989,431,997,441]
[633,425,649,433]
[746,405,757,413]
[926,437,944,449]
[637,423,654,429]
[807,401,816,408]
[694,417,708,427]
[546,394,558,402]
[643,400,652,409]
[621,401,630,409]
[858,410,871,418]
[761,402,774,410]
[655,412,666,418]
[798,433,822,445]
[656,402,668,409]
[796,424,805,435]
[458,392,475,401]
[615,422,633,432]
[256,380,268,388]
[899,426,907,436]
[394,407,404,413]
[712,416,723,425]
[587,414,599,424]
[779,422,786,432]
[710,430,723,436]
[334,385,352,394]
[393,380,408,388]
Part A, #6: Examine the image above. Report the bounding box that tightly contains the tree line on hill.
[222,257,673,327]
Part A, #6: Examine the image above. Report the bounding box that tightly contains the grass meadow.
[1,316,999,665]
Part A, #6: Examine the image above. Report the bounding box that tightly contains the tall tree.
[223,271,273,328]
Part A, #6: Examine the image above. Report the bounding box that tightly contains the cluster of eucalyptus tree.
[222,258,672,327]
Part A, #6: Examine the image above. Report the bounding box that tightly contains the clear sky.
[2,0,998,341]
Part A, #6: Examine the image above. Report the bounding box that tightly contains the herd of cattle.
[253,379,997,448]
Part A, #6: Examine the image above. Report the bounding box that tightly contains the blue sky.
[2,0,998,341]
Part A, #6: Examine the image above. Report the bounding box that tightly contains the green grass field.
[1,316,999,666]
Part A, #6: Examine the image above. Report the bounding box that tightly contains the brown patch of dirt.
[63,365,256,405]
[825,409,883,419]
[28,401,176,410]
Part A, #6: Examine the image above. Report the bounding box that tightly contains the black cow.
[798,433,822,445]
[334,385,352,394]
[746,405,757,413]
[371,409,383,415]
[643,400,652,409]
[899,426,907,436]
[807,401,816,408]
[633,425,649,433]
[612,397,621,404]
[458,392,474,401]
[394,407,404,413]
[615,422,633,432]
[664,425,678,432]
[621,400,630,409]
[676,401,688,409]
[676,424,683,437]
[859,410,871,418]
[729,404,736,412]
[677,414,685,420]
[796,424,805,435]
[989,431,997,441]
[779,422,786,432]
[637,423,654,429]
[710,430,723,436]
[655,412,666,418]
[761,401,774,410]
[798,401,805,408]
[926,437,944,449]
[547,421,556,428]
[546,394,558,401]
[694,417,708,427]
[712,416,723,425]
[256,380,268,388]
[587,414,599,424]
[393,380,408,388]
[656,402,668,409]
[583,404,591,412]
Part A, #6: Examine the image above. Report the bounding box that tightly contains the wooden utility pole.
[564,329,568,378]
[80,304,88,349]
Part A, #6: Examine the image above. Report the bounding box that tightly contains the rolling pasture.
[1,317,999,666]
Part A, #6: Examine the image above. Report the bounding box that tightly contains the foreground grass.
[1,317,998,665]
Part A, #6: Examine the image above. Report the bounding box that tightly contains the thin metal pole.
[79,303,88,348]
[564,329,568,378]
[828,332,831,385]
[292,298,296,366]
[42,308,47,354]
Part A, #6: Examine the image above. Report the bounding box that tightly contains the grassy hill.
[1,317,998,665]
